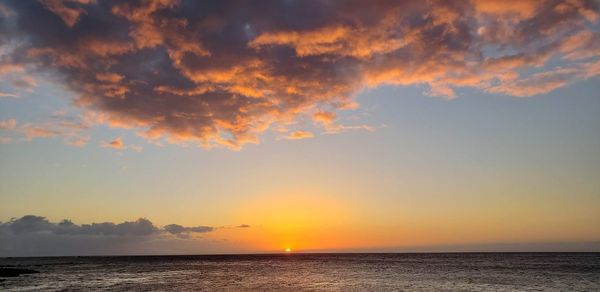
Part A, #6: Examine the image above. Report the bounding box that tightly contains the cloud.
[0,63,23,76]
[323,124,376,135]
[163,224,214,235]
[0,62,36,97]
[38,0,91,28]
[311,110,375,134]
[287,130,314,140]
[0,215,222,236]
[486,60,600,96]
[0,111,90,147]
[0,215,242,256]
[0,48,38,91]
[22,124,62,139]
[471,0,540,19]
[12,75,37,89]
[1,215,157,236]
[1,0,598,149]
[101,136,124,149]
[0,118,17,130]
[0,92,19,98]
[65,135,90,147]
[101,136,143,151]
[1,114,92,146]
[313,111,336,125]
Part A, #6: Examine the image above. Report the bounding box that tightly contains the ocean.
[1,253,599,291]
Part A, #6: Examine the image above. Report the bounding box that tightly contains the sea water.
[1,253,599,291]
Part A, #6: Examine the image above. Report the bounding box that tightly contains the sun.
[285,248,292,253]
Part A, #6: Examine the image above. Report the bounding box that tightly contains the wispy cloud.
[0,92,19,98]
[0,63,23,76]
[286,130,314,140]
[1,116,90,146]
[22,124,62,139]
[0,119,17,130]
[101,136,124,149]
[0,62,37,97]
[65,135,90,147]
[1,0,598,149]
[0,111,91,147]
[101,136,143,152]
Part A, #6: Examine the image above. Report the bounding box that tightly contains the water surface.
[1,253,599,291]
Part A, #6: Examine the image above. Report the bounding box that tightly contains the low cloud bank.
[0,215,249,256]
[1,215,214,236]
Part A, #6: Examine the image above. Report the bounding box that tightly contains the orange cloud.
[472,0,540,19]
[0,63,23,76]
[65,135,90,147]
[22,124,62,139]
[287,131,314,140]
[101,136,143,151]
[486,60,600,96]
[313,111,337,125]
[0,119,17,130]
[95,73,124,83]
[101,137,124,149]
[0,111,92,146]
[12,75,37,89]
[2,0,599,149]
[38,0,91,27]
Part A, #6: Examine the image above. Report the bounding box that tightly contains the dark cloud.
[163,224,214,235]
[4,215,55,235]
[1,0,598,148]
[0,215,243,256]
[0,215,217,236]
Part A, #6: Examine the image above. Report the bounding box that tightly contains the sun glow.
[285,248,291,253]
[229,190,355,251]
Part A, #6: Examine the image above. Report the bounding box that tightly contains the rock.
[0,268,40,277]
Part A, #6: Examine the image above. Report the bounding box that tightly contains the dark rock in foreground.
[0,268,40,277]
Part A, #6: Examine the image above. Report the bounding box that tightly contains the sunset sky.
[1,0,599,256]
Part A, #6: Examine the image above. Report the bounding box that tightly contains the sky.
[0,0,599,256]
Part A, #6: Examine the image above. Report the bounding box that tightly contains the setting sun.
[285,248,291,253]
